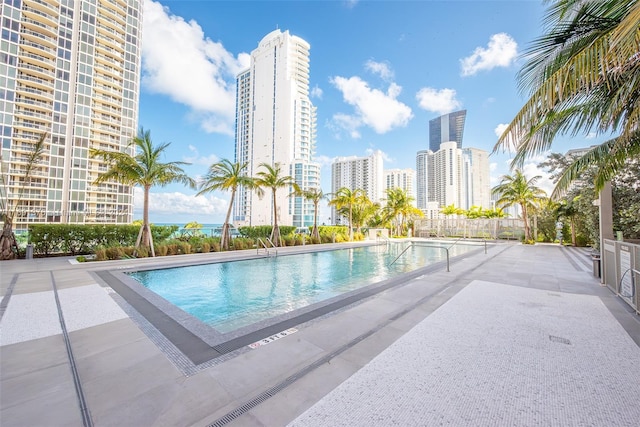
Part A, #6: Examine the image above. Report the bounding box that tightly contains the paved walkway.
[1,242,639,426]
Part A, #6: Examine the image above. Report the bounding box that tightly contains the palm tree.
[383,188,421,237]
[293,187,326,241]
[197,159,255,250]
[492,169,547,242]
[0,133,48,260]
[440,204,462,237]
[91,128,195,255]
[494,0,640,194]
[329,187,366,241]
[555,196,580,246]
[349,194,378,234]
[253,162,299,247]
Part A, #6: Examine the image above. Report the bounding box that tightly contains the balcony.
[17,72,54,91]
[20,28,56,48]
[21,17,57,37]
[20,51,56,68]
[15,95,51,111]
[20,62,55,78]
[15,84,53,102]
[22,5,58,28]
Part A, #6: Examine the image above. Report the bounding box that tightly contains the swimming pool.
[127,242,481,333]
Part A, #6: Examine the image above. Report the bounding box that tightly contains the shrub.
[155,245,168,257]
[201,242,211,253]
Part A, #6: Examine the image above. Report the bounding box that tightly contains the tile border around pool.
[92,242,487,370]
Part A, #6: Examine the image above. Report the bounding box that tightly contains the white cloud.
[365,60,394,81]
[141,1,250,135]
[330,76,413,135]
[415,87,461,115]
[183,145,219,167]
[311,84,323,99]
[330,113,362,139]
[494,123,509,138]
[460,33,518,76]
[490,162,497,172]
[134,187,228,216]
[314,154,335,169]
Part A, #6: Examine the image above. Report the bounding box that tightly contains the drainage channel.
[50,271,93,427]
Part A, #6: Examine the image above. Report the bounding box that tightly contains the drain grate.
[549,335,571,345]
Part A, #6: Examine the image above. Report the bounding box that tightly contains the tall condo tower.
[415,142,491,213]
[429,109,467,152]
[331,150,383,225]
[234,29,320,227]
[0,0,143,230]
[384,168,415,204]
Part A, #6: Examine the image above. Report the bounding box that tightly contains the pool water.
[128,243,478,333]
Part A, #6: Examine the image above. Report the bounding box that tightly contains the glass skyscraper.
[428,109,467,152]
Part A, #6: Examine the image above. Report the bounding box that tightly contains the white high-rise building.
[0,0,143,229]
[331,150,383,224]
[462,148,491,209]
[383,168,415,204]
[234,29,319,227]
[415,142,490,213]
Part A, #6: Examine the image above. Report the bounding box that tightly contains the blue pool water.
[128,243,479,333]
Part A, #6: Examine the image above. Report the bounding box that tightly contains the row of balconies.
[96,23,125,42]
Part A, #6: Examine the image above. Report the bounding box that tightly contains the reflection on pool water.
[128,242,479,333]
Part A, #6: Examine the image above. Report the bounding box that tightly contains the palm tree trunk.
[270,189,280,246]
[348,206,353,241]
[1,219,18,260]
[221,188,235,251]
[312,201,319,240]
[521,203,531,241]
[142,185,151,248]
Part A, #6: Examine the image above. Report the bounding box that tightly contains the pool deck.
[1,241,639,426]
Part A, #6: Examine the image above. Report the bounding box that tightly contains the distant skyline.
[136,0,611,224]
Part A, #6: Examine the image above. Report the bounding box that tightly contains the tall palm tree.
[492,169,547,242]
[0,133,48,260]
[383,188,421,237]
[348,194,378,234]
[329,187,366,241]
[91,128,195,255]
[294,187,326,241]
[253,162,299,247]
[197,159,255,250]
[494,0,640,194]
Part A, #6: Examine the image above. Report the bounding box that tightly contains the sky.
[135,0,608,225]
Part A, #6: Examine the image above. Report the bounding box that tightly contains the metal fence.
[602,239,640,315]
[414,218,525,240]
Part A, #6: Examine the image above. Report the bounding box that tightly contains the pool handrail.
[446,236,488,254]
[389,242,451,272]
[256,238,278,257]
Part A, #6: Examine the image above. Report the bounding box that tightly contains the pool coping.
[92,240,489,369]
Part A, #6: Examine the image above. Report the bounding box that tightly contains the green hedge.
[29,224,178,255]
[237,225,296,239]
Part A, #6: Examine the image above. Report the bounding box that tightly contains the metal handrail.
[389,242,451,272]
[619,268,639,298]
[446,236,488,254]
[257,238,278,257]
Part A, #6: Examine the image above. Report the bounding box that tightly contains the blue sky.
[136,0,606,224]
